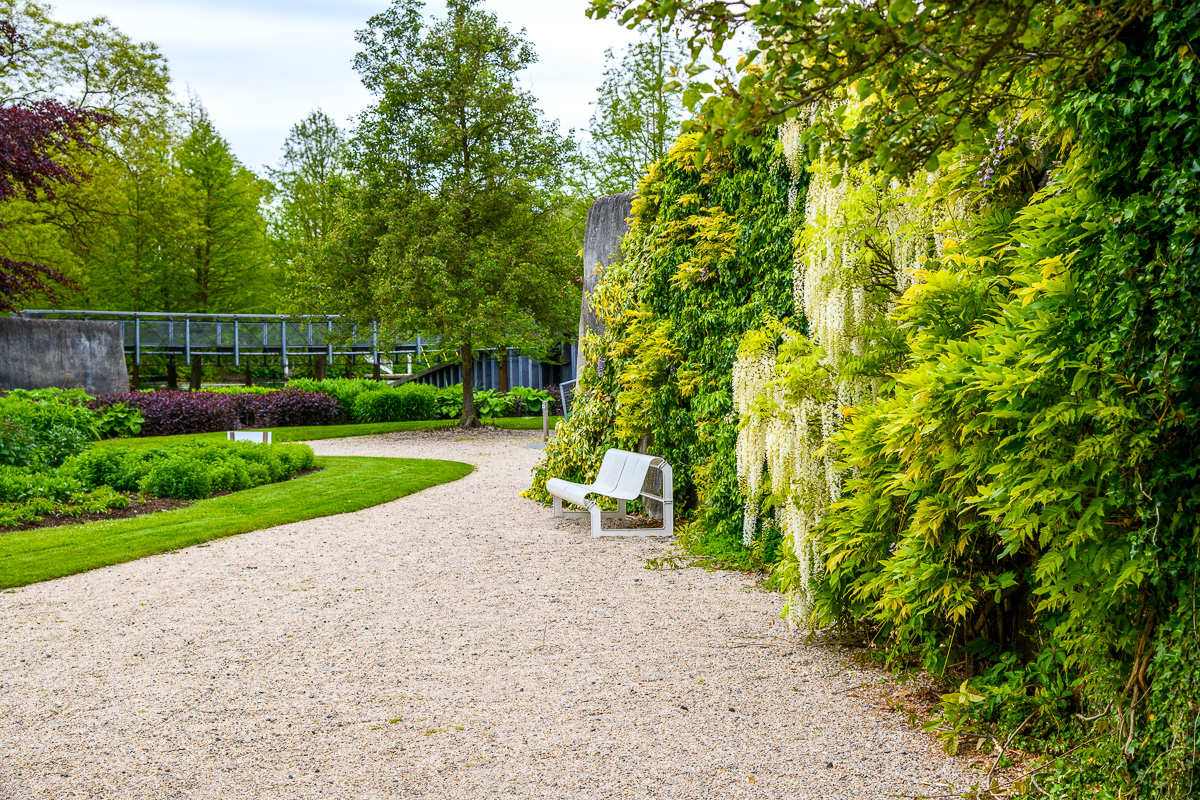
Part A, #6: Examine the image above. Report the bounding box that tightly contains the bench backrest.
[611,451,656,500]
[590,449,631,495]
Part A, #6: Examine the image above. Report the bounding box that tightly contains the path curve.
[0,428,977,798]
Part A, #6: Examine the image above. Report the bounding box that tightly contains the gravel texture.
[0,428,980,798]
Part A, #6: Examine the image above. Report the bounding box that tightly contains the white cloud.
[47,0,640,171]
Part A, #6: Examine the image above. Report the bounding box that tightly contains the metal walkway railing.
[15,309,423,372]
[14,309,579,388]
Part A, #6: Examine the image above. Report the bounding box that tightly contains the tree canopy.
[291,0,581,425]
[588,0,1145,175]
[587,23,688,194]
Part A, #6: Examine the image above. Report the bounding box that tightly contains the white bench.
[227,430,272,444]
[546,448,673,537]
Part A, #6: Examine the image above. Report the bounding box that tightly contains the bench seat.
[546,448,673,537]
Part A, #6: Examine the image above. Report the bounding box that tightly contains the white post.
[542,400,549,442]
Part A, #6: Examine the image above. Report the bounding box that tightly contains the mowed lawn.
[0,455,473,590]
[95,416,561,451]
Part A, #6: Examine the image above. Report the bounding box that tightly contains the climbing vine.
[529,132,798,567]
[734,117,951,620]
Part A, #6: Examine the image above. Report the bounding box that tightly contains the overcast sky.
[49,0,641,172]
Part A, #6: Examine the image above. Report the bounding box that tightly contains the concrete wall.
[578,192,636,344]
[0,317,129,395]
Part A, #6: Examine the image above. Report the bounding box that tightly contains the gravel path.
[0,428,978,798]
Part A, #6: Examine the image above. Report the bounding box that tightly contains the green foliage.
[587,0,1140,178]
[95,402,143,438]
[286,376,372,417]
[472,389,513,420]
[138,456,212,500]
[292,0,581,425]
[350,384,437,423]
[433,384,464,420]
[285,377,438,423]
[587,22,688,194]
[266,109,346,271]
[175,103,273,312]
[0,439,319,527]
[507,386,552,405]
[802,7,1200,796]
[201,385,276,395]
[0,390,99,468]
[531,131,798,566]
[0,419,36,468]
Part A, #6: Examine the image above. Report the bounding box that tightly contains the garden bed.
[0,467,324,533]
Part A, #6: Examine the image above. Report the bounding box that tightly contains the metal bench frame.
[546,448,674,537]
[227,430,272,444]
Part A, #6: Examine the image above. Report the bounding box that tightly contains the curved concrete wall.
[0,317,129,395]
[578,192,635,343]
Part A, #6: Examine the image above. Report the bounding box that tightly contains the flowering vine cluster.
[977,118,1018,187]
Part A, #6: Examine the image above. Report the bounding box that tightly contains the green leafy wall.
[529,133,799,566]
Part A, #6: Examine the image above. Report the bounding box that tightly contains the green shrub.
[0,391,101,467]
[286,377,382,418]
[0,465,87,503]
[473,389,514,419]
[434,384,464,419]
[139,457,213,500]
[62,448,128,488]
[228,442,286,482]
[202,386,275,395]
[351,384,437,423]
[96,403,144,438]
[507,386,553,415]
[0,420,37,468]
[112,449,168,492]
[1,439,316,522]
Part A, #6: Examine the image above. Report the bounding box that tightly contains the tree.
[0,16,110,312]
[588,23,687,194]
[294,0,581,426]
[268,109,346,270]
[587,0,1145,176]
[176,103,272,313]
[0,0,177,312]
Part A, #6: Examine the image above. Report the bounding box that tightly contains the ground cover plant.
[0,454,473,589]
[0,438,318,528]
[94,416,562,452]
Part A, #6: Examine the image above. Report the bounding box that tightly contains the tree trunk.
[372,357,381,381]
[345,355,354,379]
[459,342,480,427]
[498,349,509,393]
[166,356,178,390]
[130,361,140,391]
[314,354,327,381]
[244,360,253,387]
[189,355,203,391]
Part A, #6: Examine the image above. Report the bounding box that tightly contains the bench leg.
[590,506,602,538]
[553,496,563,517]
[591,501,675,538]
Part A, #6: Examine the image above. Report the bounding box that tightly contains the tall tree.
[293,0,580,426]
[588,23,686,193]
[0,0,176,312]
[0,15,110,311]
[268,109,346,270]
[176,103,272,313]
